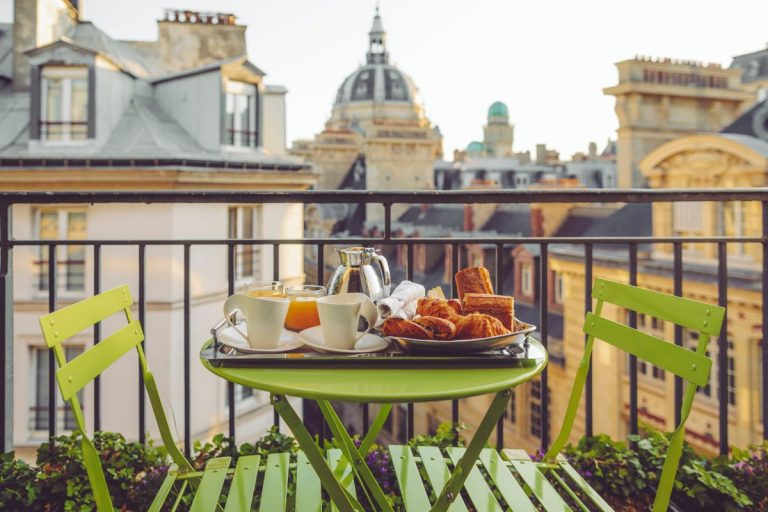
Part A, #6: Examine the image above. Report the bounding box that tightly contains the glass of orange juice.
[240,280,284,298]
[285,285,325,331]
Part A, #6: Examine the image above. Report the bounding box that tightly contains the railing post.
[0,202,12,452]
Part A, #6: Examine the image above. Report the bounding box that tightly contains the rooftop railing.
[1,188,767,456]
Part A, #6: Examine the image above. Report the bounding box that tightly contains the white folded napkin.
[376,280,425,325]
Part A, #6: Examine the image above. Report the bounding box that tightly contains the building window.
[520,262,534,298]
[719,202,746,256]
[530,380,543,439]
[35,209,86,293]
[228,206,262,280]
[224,81,258,147]
[31,346,83,432]
[686,329,712,397]
[636,313,666,382]
[553,272,564,305]
[672,202,704,235]
[40,66,89,141]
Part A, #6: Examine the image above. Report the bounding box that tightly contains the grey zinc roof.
[0,91,30,152]
[99,95,205,157]
[481,207,531,235]
[66,22,165,78]
[555,203,652,238]
[720,133,768,157]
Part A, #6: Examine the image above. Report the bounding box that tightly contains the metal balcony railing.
[0,189,766,457]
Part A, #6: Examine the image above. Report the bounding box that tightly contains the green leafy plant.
[0,451,37,508]
[563,428,753,511]
[3,423,767,511]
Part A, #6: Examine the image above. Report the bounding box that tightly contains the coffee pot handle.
[371,251,392,295]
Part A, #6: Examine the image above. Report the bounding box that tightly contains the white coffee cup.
[223,294,289,349]
[316,293,378,350]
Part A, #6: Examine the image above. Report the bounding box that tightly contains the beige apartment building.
[1,1,314,458]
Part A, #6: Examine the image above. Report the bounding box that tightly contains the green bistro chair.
[39,285,321,512]
[387,278,723,512]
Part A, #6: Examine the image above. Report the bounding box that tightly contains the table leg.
[359,403,392,454]
[431,390,512,512]
[271,395,363,512]
[317,400,395,512]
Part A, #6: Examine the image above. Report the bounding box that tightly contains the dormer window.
[40,66,89,142]
[224,81,258,148]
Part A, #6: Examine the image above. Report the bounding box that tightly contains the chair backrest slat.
[40,285,133,347]
[584,314,711,387]
[592,278,724,336]
[56,320,144,401]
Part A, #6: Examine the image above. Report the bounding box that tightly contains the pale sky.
[2,1,768,158]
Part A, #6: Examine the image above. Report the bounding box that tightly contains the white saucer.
[217,323,304,354]
[298,325,389,354]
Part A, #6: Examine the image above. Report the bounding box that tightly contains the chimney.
[463,204,474,231]
[155,9,247,72]
[588,142,597,160]
[12,0,79,90]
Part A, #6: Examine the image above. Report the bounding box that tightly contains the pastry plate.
[389,319,536,354]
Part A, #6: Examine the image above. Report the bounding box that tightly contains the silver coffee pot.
[326,247,392,301]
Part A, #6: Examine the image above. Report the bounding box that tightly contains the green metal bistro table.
[200,337,547,512]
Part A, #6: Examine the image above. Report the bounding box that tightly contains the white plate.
[217,324,304,354]
[298,325,389,354]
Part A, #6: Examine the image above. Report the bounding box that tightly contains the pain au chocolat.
[413,316,457,340]
[455,266,493,303]
[462,293,515,331]
[381,317,434,339]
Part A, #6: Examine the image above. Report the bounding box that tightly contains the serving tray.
[200,335,544,369]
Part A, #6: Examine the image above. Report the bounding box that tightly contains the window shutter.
[87,64,96,138]
[29,65,41,140]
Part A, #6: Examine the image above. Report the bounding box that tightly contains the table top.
[200,337,548,403]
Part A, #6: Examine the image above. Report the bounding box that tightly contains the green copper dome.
[467,141,485,153]
[488,101,509,120]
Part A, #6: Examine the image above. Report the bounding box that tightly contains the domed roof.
[488,101,509,120]
[467,141,485,153]
[333,8,420,108]
[335,64,419,105]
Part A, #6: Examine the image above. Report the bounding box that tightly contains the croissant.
[454,313,510,340]
[381,317,434,339]
[447,299,463,316]
[413,316,457,340]
[416,298,461,321]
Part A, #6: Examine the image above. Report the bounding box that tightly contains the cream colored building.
[2,1,314,458]
[604,57,753,188]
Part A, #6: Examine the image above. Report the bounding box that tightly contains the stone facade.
[603,57,753,188]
